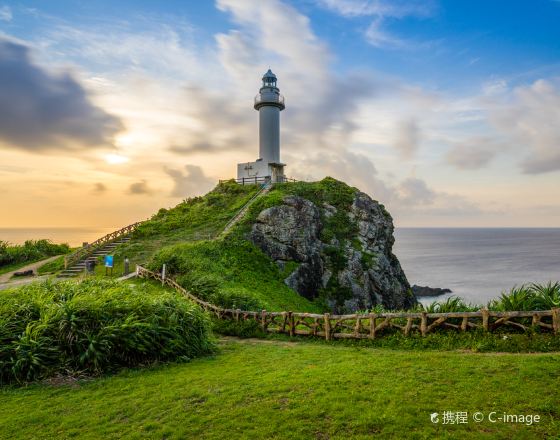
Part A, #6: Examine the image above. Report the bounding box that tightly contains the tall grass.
[0,279,213,384]
[488,282,560,311]
[417,282,560,313]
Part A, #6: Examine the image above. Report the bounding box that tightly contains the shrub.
[0,279,213,384]
[0,240,70,268]
[488,283,560,311]
[420,296,477,313]
[211,318,264,338]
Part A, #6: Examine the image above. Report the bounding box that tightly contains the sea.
[394,228,560,305]
[1,227,559,305]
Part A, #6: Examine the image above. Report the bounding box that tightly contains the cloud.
[483,79,560,174]
[128,180,152,195]
[164,165,214,197]
[168,86,253,156]
[316,0,434,18]
[287,149,479,219]
[396,178,435,204]
[93,182,107,194]
[0,37,123,152]
[393,119,420,158]
[316,0,436,49]
[445,137,499,170]
[0,5,11,22]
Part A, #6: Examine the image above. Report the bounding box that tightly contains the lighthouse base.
[236,159,286,184]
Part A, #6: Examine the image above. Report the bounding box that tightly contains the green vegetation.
[488,282,560,311]
[354,283,560,315]
[1,339,558,439]
[112,181,260,265]
[0,279,212,384]
[36,255,66,275]
[148,237,322,313]
[0,240,70,274]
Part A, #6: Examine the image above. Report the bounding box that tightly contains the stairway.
[57,237,132,278]
[220,183,272,236]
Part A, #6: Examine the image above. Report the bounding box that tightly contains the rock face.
[249,191,416,313]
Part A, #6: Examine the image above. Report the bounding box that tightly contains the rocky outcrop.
[249,191,416,313]
[411,285,452,297]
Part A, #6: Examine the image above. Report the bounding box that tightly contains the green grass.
[36,255,66,275]
[0,339,558,439]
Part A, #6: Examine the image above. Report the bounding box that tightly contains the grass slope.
[1,339,558,439]
[115,181,261,266]
[148,238,322,313]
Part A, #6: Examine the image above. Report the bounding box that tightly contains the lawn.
[1,339,558,439]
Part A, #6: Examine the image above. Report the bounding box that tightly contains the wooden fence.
[136,266,560,340]
[65,222,144,268]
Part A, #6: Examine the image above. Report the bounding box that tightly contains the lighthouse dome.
[262,69,277,88]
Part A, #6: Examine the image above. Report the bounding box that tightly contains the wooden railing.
[64,222,143,268]
[219,176,298,185]
[136,266,560,339]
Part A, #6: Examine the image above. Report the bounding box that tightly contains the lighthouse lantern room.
[237,69,286,184]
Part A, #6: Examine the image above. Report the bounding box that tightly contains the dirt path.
[0,255,61,284]
[219,336,298,346]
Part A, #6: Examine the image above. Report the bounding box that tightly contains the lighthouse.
[237,69,286,184]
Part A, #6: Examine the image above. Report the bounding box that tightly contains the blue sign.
[104,255,114,268]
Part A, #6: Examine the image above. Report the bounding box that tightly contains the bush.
[0,279,213,384]
[0,240,70,268]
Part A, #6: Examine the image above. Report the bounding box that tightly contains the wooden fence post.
[324,313,331,341]
[261,310,267,332]
[552,308,560,335]
[404,317,413,336]
[369,313,377,339]
[288,311,294,337]
[353,317,361,337]
[420,312,427,337]
[235,309,241,322]
[482,308,489,331]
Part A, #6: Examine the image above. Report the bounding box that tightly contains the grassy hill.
[110,178,368,313]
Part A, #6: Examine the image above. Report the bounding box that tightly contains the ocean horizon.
[1,226,559,305]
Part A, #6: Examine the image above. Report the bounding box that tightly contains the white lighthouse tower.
[237,69,286,184]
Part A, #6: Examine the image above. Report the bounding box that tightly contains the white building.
[237,70,286,184]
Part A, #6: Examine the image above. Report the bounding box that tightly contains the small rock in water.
[411,285,452,297]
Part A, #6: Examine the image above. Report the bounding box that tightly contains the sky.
[0,0,559,228]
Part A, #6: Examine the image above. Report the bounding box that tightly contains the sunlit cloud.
[104,154,129,165]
